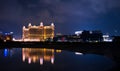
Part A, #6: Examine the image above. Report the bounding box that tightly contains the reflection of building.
[22,22,54,41]
[22,48,55,65]
[3,49,13,57]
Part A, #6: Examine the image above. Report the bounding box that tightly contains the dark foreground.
[0,41,120,48]
[0,41,120,71]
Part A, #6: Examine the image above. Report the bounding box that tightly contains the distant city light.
[75,31,83,36]
[103,35,112,42]
[75,52,83,55]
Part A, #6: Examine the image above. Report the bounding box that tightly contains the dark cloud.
[0,0,120,37]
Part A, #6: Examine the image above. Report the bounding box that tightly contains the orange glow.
[22,48,55,64]
[22,22,54,41]
[22,54,25,62]
[56,50,62,53]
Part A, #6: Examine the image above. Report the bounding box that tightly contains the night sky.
[0,0,120,38]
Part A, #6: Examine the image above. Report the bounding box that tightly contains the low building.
[0,32,13,42]
[80,30,103,42]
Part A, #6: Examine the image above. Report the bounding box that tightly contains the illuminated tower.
[22,26,29,41]
[51,23,55,39]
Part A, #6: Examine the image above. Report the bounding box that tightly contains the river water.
[0,48,116,71]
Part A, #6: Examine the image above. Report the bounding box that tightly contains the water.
[0,48,116,71]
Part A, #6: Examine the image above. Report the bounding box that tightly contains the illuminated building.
[75,31,83,36]
[4,32,13,42]
[103,35,112,42]
[0,32,13,42]
[22,48,55,65]
[22,22,54,41]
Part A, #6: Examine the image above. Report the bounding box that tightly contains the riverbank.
[0,41,120,48]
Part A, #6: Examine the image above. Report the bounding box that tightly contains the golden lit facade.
[22,22,54,41]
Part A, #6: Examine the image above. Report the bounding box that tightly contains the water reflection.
[0,48,116,71]
[3,49,13,57]
[22,48,61,65]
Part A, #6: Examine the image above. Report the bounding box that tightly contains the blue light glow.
[4,49,8,57]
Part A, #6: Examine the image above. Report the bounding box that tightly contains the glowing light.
[75,52,83,55]
[103,35,109,38]
[51,57,54,64]
[4,49,8,57]
[10,32,13,34]
[6,37,10,40]
[22,48,55,65]
[22,54,25,62]
[33,57,36,63]
[13,38,23,42]
[75,31,83,36]
[51,23,54,26]
[40,58,43,65]
[103,35,112,42]
[56,50,62,53]
[23,26,26,29]
[4,40,6,42]
[28,23,32,27]
[28,58,31,64]
[90,31,92,34]
[40,22,43,26]
[23,22,54,41]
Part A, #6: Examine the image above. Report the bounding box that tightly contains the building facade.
[22,22,54,41]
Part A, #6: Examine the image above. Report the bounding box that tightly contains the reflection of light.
[75,52,83,55]
[22,54,25,62]
[33,57,36,63]
[22,48,55,65]
[28,57,31,64]
[51,57,54,64]
[40,58,43,65]
[10,50,13,56]
[4,49,8,57]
